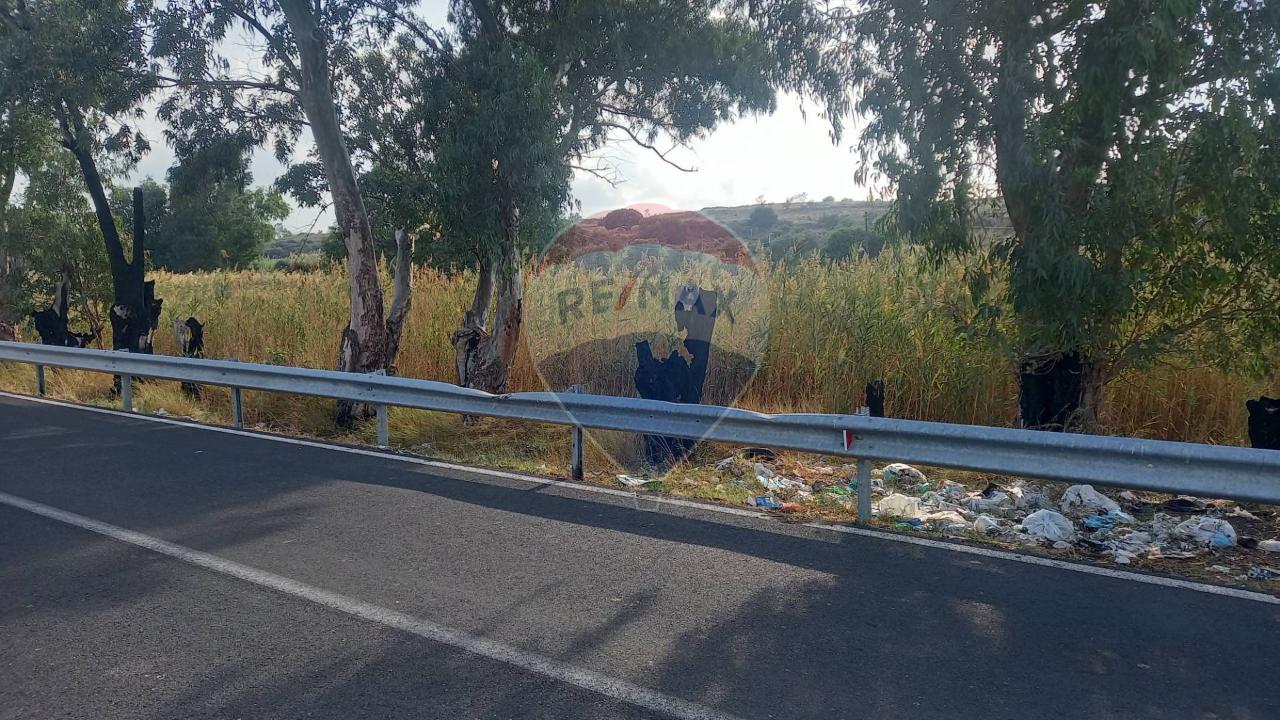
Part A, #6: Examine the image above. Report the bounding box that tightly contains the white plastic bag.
[974,514,1004,534]
[965,491,1010,514]
[882,463,927,488]
[1174,517,1237,547]
[878,493,924,519]
[1022,509,1075,542]
[1059,485,1121,517]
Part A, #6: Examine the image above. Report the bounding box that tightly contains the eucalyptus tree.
[152,0,420,420]
[846,0,1280,430]
[345,0,853,393]
[1,0,161,352]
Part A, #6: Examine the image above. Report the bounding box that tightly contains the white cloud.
[573,95,866,216]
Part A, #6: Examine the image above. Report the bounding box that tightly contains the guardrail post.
[35,365,45,396]
[120,374,133,412]
[569,384,584,482]
[856,458,872,524]
[231,387,244,429]
[372,369,389,448]
[376,402,389,448]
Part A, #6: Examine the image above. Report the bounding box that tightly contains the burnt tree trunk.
[1247,397,1280,450]
[865,379,885,417]
[176,316,204,397]
[277,0,411,424]
[59,110,158,358]
[453,213,521,395]
[32,277,93,347]
[1017,351,1103,432]
[633,285,719,466]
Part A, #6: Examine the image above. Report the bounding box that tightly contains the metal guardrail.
[2,340,1278,515]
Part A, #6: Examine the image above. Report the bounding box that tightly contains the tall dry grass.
[2,251,1273,450]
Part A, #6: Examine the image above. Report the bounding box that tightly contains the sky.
[124,1,872,232]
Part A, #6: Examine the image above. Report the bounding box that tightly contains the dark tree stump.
[32,279,94,347]
[633,284,718,467]
[865,379,885,418]
[1018,352,1085,431]
[177,316,205,397]
[1247,397,1280,450]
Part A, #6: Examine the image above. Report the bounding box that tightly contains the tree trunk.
[277,0,410,423]
[1017,351,1105,432]
[453,214,521,394]
[59,109,156,355]
[384,229,414,375]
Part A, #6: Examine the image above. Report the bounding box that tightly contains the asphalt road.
[0,393,1277,720]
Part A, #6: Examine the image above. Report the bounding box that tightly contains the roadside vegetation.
[2,247,1272,447]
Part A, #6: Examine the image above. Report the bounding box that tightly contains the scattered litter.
[1163,496,1212,513]
[1228,507,1261,521]
[1246,566,1278,582]
[739,447,777,461]
[1082,509,1136,530]
[878,493,924,519]
[882,463,927,488]
[1174,517,1237,547]
[754,463,776,480]
[1112,550,1135,565]
[750,495,783,509]
[922,510,969,531]
[894,518,924,531]
[1013,485,1053,510]
[616,474,648,487]
[779,502,803,513]
[758,475,807,493]
[974,515,1004,534]
[714,457,736,471]
[1022,509,1075,542]
[1260,540,1280,553]
[1208,565,1232,573]
[819,484,851,497]
[965,490,1010,514]
[1059,485,1121,517]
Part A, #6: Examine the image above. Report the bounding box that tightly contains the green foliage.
[110,144,289,273]
[824,226,885,261]
[1,0,154,163]
[747,205,779,235]
[325,0,854,270]
[848,0,1280,378]
[0,151,112,329]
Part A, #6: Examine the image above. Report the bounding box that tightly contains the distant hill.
[700,199,1010,235]
[700,199,892,233]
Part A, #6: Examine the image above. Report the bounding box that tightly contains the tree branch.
[151,73,299,97]
[599,121,695,172]
[221,2,301,80]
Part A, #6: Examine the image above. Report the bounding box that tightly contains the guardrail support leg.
[35,365,45,396]
[231,387,244,429]
[120,374,133,412]
[856,458,872,524]
[569,384,584,482]
[376,403,389,448]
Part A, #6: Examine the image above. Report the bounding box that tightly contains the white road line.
[3,390,1278,606]
[0,490,743,720]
